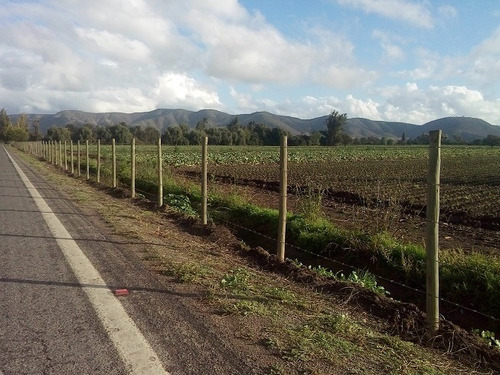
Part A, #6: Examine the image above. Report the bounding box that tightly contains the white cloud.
[75,28,151,62]
[153,72,222,110]
[313,66,378,89]
[376,84,500,123]
[337,0,434,28]
[438,5,457,19]
[371,29,406,62]
[0,0,371,114]
[227,84,500,125]
[465,27,500,91]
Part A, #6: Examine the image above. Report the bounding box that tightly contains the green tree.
[96,126,112,143]
[163,125,189,145]
[109,122,132,144]
[29,119,43,141]
[484,135,500,146]
[3,114,29,142]
[323,111,347,146]
[16,114,29,131]
[140,126,160,144]
[309,131,323,146]
[46,126,71,141]
[187,129,206,145]
[76,125,95,142]
[227,117,240,132]
[0,108,11,140]
[195,117,209,132]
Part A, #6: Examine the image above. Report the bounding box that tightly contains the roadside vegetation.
[81,143,500,324]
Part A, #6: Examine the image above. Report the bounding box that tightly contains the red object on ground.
[113,288,130,296]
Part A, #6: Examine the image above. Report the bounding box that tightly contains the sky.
[1,0,499,125]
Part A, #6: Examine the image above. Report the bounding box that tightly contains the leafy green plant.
[309,264,336,278]
[164,193,197,216]
[338,270,389,296]
[220,268,252,291]
[473,329,500,347]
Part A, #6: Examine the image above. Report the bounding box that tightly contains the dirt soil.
[185,171,500,256]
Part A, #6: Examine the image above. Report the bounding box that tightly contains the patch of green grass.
[159,260,211,283]
[220,300,263,316]
[220,268,253,291]
[277,318,360,362]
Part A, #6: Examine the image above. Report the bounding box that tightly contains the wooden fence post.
[277,135,288,262]
[201,136,208,225]
[70,141,74,175]
[59,141,62,168]
[131,138,136,198]
[112,138,117,188]
[97,139,101,183]
[157,138,163,208]
[86,140,90,180]
[77,140,82,177]
[426,129,442,334]
[64,141,68,170]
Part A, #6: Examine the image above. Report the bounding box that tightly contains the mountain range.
[11,109,500,142]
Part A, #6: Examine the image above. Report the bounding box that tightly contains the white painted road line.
[5,147,170,375]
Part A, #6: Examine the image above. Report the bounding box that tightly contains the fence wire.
[21,141,500,327]
[216,215,500,324]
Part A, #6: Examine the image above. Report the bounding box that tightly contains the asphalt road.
[0,146,259,375]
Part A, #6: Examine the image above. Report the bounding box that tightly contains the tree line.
[0,109,348,146]
[1,108,498,146]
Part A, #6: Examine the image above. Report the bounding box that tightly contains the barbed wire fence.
[17,138,500,333]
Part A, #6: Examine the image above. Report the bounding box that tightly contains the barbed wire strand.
[216,216,500,323]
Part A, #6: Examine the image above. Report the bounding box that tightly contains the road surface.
[0,145,259,375]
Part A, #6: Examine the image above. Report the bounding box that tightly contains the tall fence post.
[70,141,74,175]
[54,141,57,165]
[112,138,117,188]
[157,138,163,208]
[277,135,288,262]
[201,136,208,225]
[77,140,81,177]
[131,138,136,198]
[426,129,442,334]
[86,140,90,180]
[97,139,101,183]
[64,141,68,170]
[59,141,62,168]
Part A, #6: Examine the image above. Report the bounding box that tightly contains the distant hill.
[9,109,500,142]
